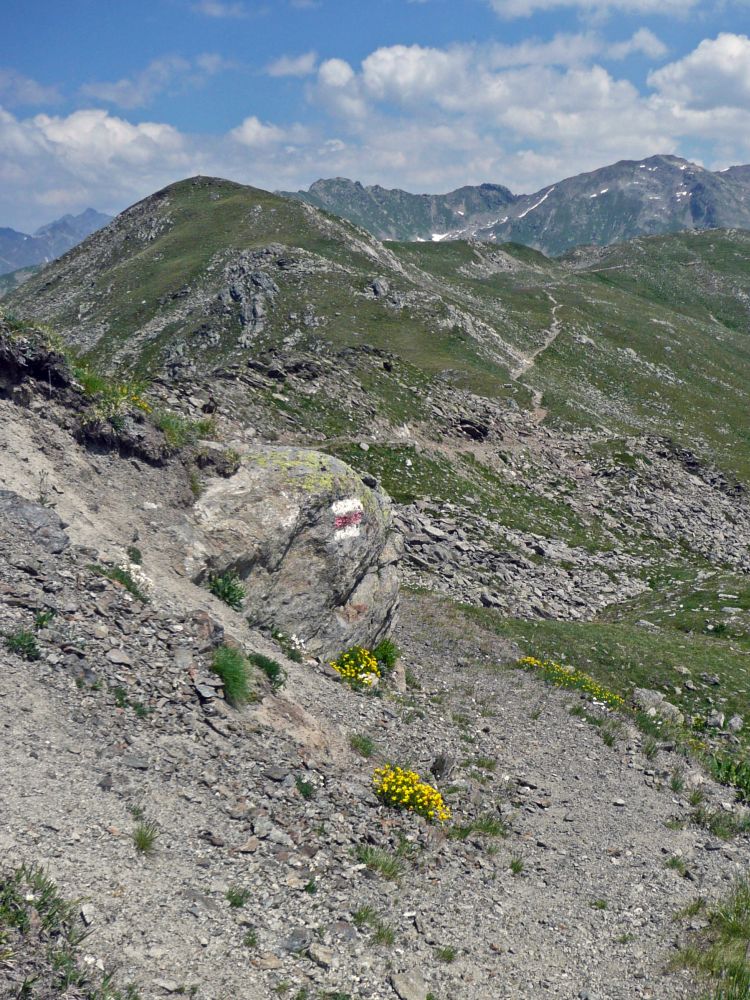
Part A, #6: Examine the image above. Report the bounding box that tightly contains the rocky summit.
[2,176,750,1000]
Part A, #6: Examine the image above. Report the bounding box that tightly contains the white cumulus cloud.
[266,52,318,78]
[648,33,750,109]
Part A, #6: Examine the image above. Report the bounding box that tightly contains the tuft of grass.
[351,906,395,947]
[435,945,457,963]
[691,806,750,841]
[155,411,216,448]
[243,928,259,948]
[353,905,378,928]
[642,737,659,761]
[592,899,608,910]
[132,822,159,855]
[4,629,41,661]
[126,545,142,565]
[207,570,246,611]
[211,645,251,707]
[689,787,706,807]
[670,770,685,793]
[601,726,617,748]
[373,922,396,947]
[673,878,750,996]
[449,814,508,840]
[666,855,688,876]
[509,855,524,875]
[355,845,405,881]
[350,733,376,758]
[225,886,251,908]
[89,564,149,603]
[249,652,285,690]
[0,864,141,999]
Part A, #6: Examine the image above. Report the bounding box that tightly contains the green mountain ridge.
[7,174,749,481]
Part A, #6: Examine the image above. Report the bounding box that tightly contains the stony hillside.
[0,208,111,276]
[3,177,750,998]
[284,155,750,254]
[2,319,750,1000]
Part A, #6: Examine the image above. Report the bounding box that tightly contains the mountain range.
[284,154,750,255]
[0,207,111,277]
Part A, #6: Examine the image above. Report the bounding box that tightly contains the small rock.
[282,928,312,953]
[308,942,334,968]
[390,971,428,1000]
[107,649,133,665]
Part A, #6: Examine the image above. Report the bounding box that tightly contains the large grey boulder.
[0,491,69,553]
[194,446,401,657]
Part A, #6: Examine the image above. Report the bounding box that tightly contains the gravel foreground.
[1,510,743,999]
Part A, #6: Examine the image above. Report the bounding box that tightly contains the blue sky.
[1,0,749,229]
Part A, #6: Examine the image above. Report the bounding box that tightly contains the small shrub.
[710,754,750,803]
[5,629,40,661]
[271,628,304,663]
[211,645,251,707]
[295,776,316,801]
[207,571,245,611]
[226,886,251,908]
[303,879,317,895]
[372,638,399,673]
[126,546,142,565]
[89,564,149,603]
[350,733,375,758]
[133,822,159,855]
[33,610,55,630]
[373,764,450,823]
[518,656,625,710]
[330,645,381,689]
[249,652,285,690]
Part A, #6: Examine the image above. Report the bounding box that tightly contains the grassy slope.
[395,231,750,483]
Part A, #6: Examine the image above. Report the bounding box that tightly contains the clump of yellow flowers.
[330,645,381,689]
[518,656,625,710]
[373,764,451,823]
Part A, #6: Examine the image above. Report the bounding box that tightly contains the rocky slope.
[284,155,750,254]
[2,327,750,1000]
[0,208,111,276]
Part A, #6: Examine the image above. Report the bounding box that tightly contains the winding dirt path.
[510,290,563,423]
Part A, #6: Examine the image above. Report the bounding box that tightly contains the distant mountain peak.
[0,208,112,276]
[283,154,750,254]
